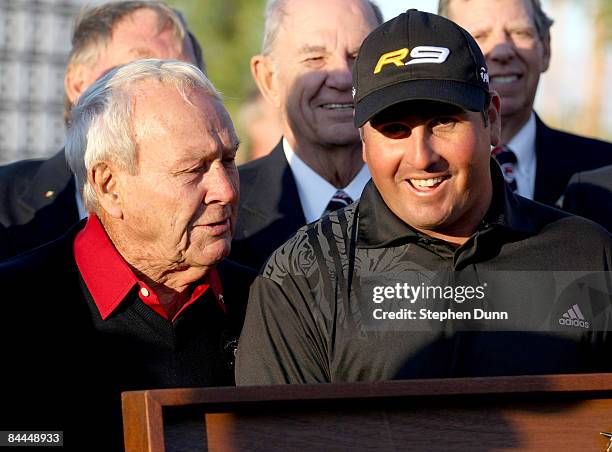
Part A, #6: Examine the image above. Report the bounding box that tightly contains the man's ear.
[540,34,551,73]
[251,54,281,109]
[360,126,370,164]
[65,64,92,104]
[90,162,123,219]
[488,92,502,147]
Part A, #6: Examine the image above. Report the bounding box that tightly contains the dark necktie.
[324,190,353,214]
[492,145,518,192]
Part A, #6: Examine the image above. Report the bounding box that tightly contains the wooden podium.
[122,373,612,451]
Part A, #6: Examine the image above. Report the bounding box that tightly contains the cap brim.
[354,79,488,127]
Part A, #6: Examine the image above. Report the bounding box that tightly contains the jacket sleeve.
[235,274,329,385]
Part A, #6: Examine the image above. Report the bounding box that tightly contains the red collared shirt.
[74,215,224,322]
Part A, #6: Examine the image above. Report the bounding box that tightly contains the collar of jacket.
[357,158,539,249]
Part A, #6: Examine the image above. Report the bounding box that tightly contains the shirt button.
[140,287,150,297]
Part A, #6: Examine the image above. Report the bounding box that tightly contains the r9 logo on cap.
[374,46,450,74]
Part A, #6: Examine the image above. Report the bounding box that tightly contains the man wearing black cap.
[439,0,612,207]
[235,10,612,385]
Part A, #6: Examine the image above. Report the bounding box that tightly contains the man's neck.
[414,184,493,247]
[286,138,364,188]
[101,215,210,307]
[501,109,533,144]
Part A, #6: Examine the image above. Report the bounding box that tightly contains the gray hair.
[261,0,384,55]
[64,1,189,124]
[438,0,554,41]
[65,59,220,214]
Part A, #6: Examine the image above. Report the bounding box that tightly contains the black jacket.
[0,222,256,450]
[236,163,612,385]
[562,164,612,232]
[0,149,79,257]
[230,141,307,271]
[534,115,612,205]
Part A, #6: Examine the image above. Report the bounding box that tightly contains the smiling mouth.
[321,103,353,110]
[491,75,521,84]
[408,176,448,191]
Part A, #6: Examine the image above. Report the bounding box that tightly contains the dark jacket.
[230,141,306,271]
[0,222,256,450]
[534,116,612,206]
[561,164,612,232]
[0,149,79,258]
[236,163,612,385]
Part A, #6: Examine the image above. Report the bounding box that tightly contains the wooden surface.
[121,374,612,452]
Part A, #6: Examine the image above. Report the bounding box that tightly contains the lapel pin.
[44,190,55,198]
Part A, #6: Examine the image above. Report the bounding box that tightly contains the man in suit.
[439,0,612,206]
[561,164,612,232]
[0,59,254,450]
[0,0,203,258]
[230,0,384,271]
[236,9,612,386]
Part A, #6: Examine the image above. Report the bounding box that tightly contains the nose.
[406,127,440,171]
[325,54,353,91]
[485,30,517,64]
[204,161,238,206]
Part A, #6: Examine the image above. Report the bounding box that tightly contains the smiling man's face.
[362,99,501,243]
[266,0,379,150]
[446,0,550,125]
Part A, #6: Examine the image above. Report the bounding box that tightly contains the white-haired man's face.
[107,81,239,272]
[255,0,378,151]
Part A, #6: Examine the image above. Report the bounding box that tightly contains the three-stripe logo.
[558,304,590,329]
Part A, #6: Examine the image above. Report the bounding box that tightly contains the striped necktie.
[492,144,518,192]
[324,190,353,215]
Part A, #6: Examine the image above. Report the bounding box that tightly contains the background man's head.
[66,60,239,271]
[251,0,382,151]
[238,88,282,161]
[353,10,501,244]
[439,0,552,140]
[64,0,201,125]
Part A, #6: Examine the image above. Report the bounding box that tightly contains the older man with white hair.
[0,0,204,259]
[0,59,254,450]
[230,0,384,271]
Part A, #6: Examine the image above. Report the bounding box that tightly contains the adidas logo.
[558,304,590,329]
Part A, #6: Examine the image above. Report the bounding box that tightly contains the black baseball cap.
[353,9,490,127]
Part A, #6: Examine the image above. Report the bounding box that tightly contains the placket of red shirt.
[137,268,226,322]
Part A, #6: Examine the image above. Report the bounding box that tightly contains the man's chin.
[320,129,361,148]
[192,241,231,269]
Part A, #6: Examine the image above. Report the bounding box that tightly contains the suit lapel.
[17,149,78,223]
[240,142,306,234]
[233,141,306,269]
[533,115,559,205]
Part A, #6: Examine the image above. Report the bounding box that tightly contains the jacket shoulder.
[0,226,76,283]
[519,196,611,246]
[0,158,46,196]
[538,120,612,155]
[0,157,46,180]
[238,144,283,182]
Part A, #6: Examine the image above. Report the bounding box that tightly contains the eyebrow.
[297,45,327,55]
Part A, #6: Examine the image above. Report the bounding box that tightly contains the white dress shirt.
[283,138,371,224]
[507,112,537,200]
